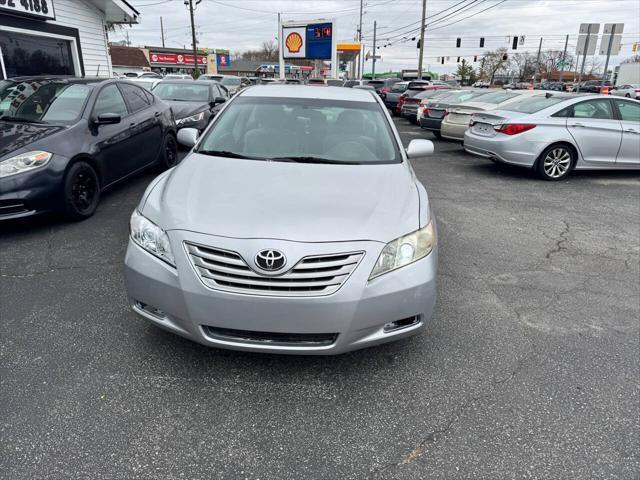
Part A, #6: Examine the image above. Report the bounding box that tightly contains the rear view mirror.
[94,113,121,125]
[406,139,434,158]
[177,128,199,148]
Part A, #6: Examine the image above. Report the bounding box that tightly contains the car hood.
[0,121,65,159]
[143,153,420,243]
[164,101,208,119]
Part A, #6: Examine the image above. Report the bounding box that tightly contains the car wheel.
[63,161,100,220]
[159,133,178,170]
[432,131,442,139]
[625,93,631,98]
[536,144,575,181]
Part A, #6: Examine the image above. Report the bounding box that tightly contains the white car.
[611,84,640,100]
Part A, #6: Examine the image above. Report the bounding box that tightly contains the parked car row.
[395,86,640,181]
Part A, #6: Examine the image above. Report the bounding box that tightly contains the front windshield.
[197,96,400,164]
[153,83,209,102]
[221,77,241,86]
[0,80,91,123]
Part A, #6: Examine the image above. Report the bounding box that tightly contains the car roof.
[156,79,210,85]
[240,85,378,102]
[5,76,108,85]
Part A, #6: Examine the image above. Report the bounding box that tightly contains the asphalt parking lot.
[1,118,639,479]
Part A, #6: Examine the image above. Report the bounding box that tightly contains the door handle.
[570,122,585,128]
[129,122,137,129]
[154,111,161,117]
[624,128,638,133]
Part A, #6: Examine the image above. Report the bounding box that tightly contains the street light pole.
[357,0,363,79]
[417,0,426,79]
[372,20,377,79]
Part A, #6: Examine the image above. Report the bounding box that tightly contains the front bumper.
[463,130,538,167]
[0,155,68,220]
[124,230,438,355]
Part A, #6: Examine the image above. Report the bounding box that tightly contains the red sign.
[149,52,207,65]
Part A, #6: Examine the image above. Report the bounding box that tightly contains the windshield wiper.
[269,156,361,165]
[0,116,46,124]
[197,150,267,160]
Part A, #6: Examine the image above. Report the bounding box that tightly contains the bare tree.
[509,52,536,81]
[260,40,278,61]
[480,48,508,84]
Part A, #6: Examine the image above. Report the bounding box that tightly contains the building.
[217,59,262,77]
[109,45,150,76]
[0,0,139,79]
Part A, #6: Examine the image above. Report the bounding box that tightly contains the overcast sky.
[115,0,640,74]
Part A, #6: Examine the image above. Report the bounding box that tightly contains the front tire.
[159,133,178,170]
[536,144,575,181]
[432,131,442,139]
[63,161,100,220]
[625,93,631,98]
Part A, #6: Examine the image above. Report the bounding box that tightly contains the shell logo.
[285,32,303,53]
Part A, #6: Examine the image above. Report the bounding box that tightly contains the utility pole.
[187,0,199,77]
[278,13,285,80]
[160,16,166,48]
[125,31,130,47]
[533,37,543,84]
[558,34,568,83]
[601,24,617,89]
[417,0,426,79]
[357,0,363,78]
[372,21,377,79]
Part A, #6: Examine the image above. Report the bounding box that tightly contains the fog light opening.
[135,300,166,320]
[383,316,420,333]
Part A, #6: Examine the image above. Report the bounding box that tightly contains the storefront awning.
[87,0,140,24]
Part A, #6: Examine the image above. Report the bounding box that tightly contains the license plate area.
[472,122,495,136]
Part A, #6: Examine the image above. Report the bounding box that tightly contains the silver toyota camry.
[124,85,437,354]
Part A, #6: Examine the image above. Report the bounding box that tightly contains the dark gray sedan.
[152,80,227,132]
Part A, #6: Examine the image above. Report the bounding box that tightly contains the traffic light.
[474,55,477,62]
[457,57,460,63]
[502,53,508,61]
[441,57,445,64]
[417,39,421,49]
[456,38,461,48]
[479,37,485,48]
[512,36,518,50]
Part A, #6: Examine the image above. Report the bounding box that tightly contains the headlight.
[130,210,175,266]
[176,111,205,126]
[0,151,52,178]
[369,221,435,280]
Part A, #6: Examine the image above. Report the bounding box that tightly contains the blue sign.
[216,53,230,67]
[306,22,332,59]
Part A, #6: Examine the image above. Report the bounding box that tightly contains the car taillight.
[423,107,429,115]
[635,88,640,93]
[497,123,536,135]
[381,87,390,93]
[443,109,449,117]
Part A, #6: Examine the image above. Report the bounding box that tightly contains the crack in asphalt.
[545,220,570,259]
[367,349,537,478]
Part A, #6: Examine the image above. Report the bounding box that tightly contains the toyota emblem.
[255,249,286,271]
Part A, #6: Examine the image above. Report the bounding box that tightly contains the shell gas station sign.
[279,19,337,78]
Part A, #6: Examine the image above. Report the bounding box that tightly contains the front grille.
[185,242,364,297]
[202,326,338,347]
[0,200,28,216]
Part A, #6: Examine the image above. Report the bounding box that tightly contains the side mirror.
[405,139,434,158]
[94,113,121,125]
[177,128,199,148]
[212,96,226,105]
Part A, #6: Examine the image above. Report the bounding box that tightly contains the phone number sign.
[0,0,56,21]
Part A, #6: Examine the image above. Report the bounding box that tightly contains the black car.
[152,80,227,131]
[365,77,402,95]
[572,80,612,93]
[0,77,177,221]
[383,81,409,114]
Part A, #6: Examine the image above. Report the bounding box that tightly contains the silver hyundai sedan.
[464,93,640,180]
[124,86,437,354]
